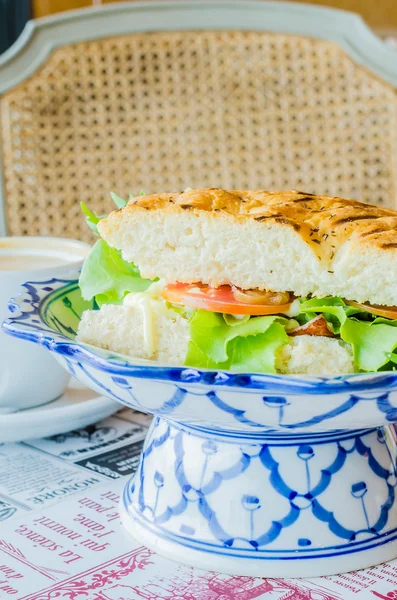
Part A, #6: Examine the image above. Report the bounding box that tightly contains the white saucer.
[0,379,120,443]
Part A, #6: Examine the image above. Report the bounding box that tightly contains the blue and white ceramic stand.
[4,270,397,578]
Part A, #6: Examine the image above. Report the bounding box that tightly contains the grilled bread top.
[98,188,397,305]
[118,188,397,260]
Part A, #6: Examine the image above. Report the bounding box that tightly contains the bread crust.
[104,188,397,264]
[98,188,397,305]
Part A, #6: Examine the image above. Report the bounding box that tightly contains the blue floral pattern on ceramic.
[124,419,397,558]
[4,270,397,577]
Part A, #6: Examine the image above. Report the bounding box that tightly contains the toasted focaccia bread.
[98,188,397,305]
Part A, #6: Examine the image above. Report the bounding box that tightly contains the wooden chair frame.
[1,0,397,236]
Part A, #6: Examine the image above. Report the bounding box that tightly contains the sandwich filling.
[78,198,397,374]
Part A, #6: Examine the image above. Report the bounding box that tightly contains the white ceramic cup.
[0,237,90,413]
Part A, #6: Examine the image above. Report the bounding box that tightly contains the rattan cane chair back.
[1,2,397,241]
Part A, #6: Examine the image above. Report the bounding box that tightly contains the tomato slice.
[162,283,292,315]
[345,300,397,320]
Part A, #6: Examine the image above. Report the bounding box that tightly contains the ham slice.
[289,315,335,338]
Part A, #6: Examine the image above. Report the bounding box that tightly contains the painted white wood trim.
[0,0,397,94]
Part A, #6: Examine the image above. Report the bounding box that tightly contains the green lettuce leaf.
[109,192,128,209]
[165,302,195,319]
[82,191,129,236]
[223,314,250,326]
[389,354,397,366]
[79,239,152,305]
[81,202,106,236]
[81,191,128,236]
[185,310,289,372]
[299,297,362,333]
[300,296,397,371]
[340,319,397,371]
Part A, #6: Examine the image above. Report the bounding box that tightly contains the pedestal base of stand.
[121,417,397,577]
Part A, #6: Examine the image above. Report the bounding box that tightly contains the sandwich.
[77,188,397,375]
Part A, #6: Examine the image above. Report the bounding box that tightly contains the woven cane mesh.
[1,30,397,241]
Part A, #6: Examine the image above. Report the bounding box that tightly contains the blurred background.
[1,0,396,241]
[1,0,397,55]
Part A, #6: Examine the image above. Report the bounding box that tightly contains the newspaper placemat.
[1,409,397,599]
